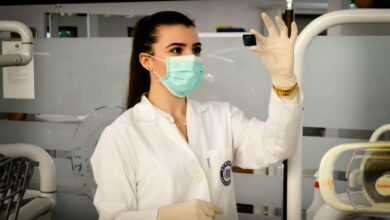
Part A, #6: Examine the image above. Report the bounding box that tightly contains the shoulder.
[95,100,154,146]
[94,108,138,150]
[105,101,148,130]
[91,111,136,164]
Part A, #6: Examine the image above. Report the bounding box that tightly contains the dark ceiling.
[0,0,187,6]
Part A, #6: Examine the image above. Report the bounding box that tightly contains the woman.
[91,11,302,220]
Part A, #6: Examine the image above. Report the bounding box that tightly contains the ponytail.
[127,11,195,109]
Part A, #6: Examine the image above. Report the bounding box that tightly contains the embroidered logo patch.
[220,160,232,186]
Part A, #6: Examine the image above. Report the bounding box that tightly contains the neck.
[148,83,187,118]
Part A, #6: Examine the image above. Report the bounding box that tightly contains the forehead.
[154,24,199,45]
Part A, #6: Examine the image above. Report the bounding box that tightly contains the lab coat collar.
[133,95,208,122]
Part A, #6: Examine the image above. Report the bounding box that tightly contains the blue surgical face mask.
[150,54,204,97]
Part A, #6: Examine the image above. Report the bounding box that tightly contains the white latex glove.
[158,199,223,220]
[250,13,298,89]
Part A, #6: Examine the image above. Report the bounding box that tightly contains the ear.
[139,52,153,71]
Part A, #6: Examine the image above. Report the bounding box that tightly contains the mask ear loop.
[145,54,166,81]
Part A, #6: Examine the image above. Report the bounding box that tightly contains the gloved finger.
[199,201,216,217]
[250,29,266,44]
[275,16,288,38]
[261,12,279,37]
[202,201,223,215]
[199,211,213,220]
[249,46,267,55]
[290,21,298,43]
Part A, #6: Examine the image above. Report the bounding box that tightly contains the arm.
[232,13,302,169]
[90,127,158,220]
[232,89,302,169]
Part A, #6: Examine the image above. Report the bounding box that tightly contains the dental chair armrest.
[8,198,54,220]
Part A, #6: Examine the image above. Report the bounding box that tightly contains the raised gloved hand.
[158,199,222,220]
[250,13,298,89]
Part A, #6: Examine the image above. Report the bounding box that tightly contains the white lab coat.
[90,91,302,220]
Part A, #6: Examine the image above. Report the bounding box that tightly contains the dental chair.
[310,124,390,220]
[0,22,56,219]
[0,144,56,220]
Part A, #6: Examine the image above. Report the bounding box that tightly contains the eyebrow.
[166,42,202,48]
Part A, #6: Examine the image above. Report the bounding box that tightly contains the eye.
[170,47,183,55]
[193,46,202,56]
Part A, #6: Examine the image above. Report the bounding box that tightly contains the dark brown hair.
[127,11,195,109]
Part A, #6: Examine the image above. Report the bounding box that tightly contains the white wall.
[3,0,389,38]
[96,15,130,37]
[0,0,263,38]
[0,0,332,39]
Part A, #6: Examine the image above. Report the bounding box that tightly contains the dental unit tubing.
[1,143,57,206]
[0,21,33,67]
[289,9,390,220]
